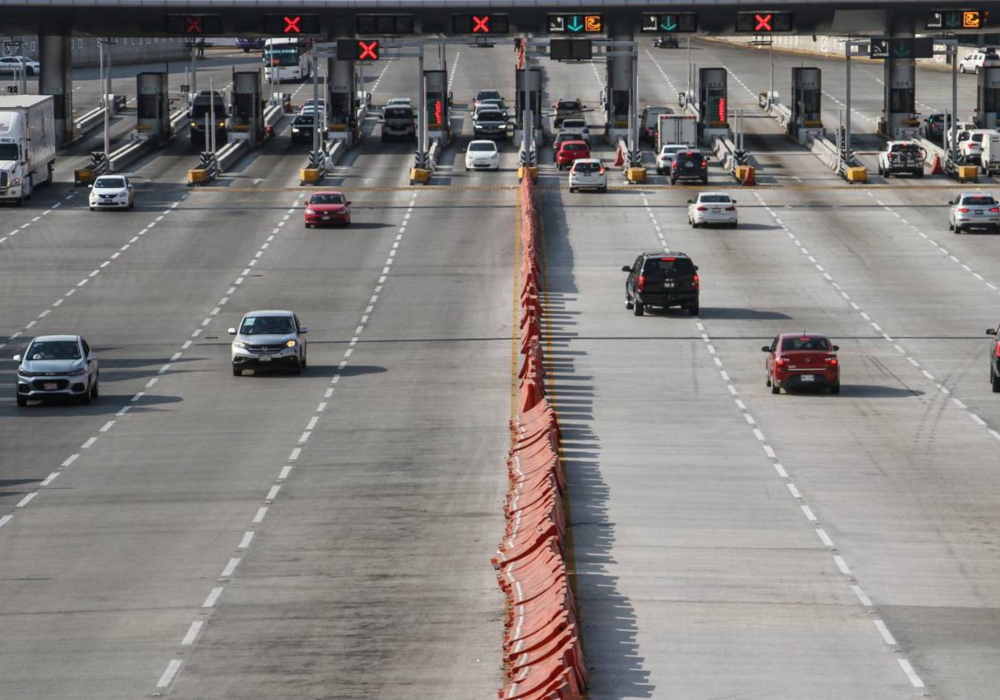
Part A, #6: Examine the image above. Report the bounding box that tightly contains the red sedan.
[555,140,590,170]
[304,191,351,228]
[763,333,840,394]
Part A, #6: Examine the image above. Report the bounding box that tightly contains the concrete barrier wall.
[9,35,192,69]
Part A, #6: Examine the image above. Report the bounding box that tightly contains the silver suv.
[229,310,308,375]
[14,335,100,406]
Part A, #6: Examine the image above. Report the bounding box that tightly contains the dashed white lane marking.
[155,660,183,689]
[852,585,874,607]
[15,493,36,508]
[180,621,204,646]
[238,531,254,549]
[898,659,926,688]
[220,557,241,578]
[873,619,897,645]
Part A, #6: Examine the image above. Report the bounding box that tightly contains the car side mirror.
[12,354,21,362]
[227,327,237,335]
[695,265,699,270]
[687,199,694,204]
[988,329,996,336]
[299,327,308,334]
[346,201,352,206]
[833,345,840,351]
[761,346,771,352]
[89,185,94,190]
[88,352,97,360]
[732,199,737,203]
[621,266,632,272]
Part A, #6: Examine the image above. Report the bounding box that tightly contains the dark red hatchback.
[763,333,840,394]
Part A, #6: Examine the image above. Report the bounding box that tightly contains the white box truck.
[656,113,698,152]
[0,95,57,206]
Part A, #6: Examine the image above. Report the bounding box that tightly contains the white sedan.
[688,192,738,228]
[465,140,501,171]
[88,175,135,211]
[656,143,688,175]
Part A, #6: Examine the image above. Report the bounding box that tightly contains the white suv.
[568,158,607,193]
[229,310,308,375]
[0,55,40,76]
[960,51,1000,74]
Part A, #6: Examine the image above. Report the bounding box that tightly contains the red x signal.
[755,13,772,31]
[283,15,301,34]
[359,40,379,60]
[185,16,203,34]
[472,15,490,33]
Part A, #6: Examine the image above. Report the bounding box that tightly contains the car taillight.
[692,273,700,290]
[637,274,645,291]
[995,342,1000,358]
[697,206,708,211]
[671,161,678,169]
[958,208,970,213]
[725,206,736,211]
[775,357,789,366]
[991,207,999,213]
[826,356,838,366]
[701,161,708,168]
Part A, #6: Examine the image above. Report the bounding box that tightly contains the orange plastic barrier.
[492,176,586,700]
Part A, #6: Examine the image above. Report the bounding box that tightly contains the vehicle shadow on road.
[541,192,655,700]
[696,307,793,321]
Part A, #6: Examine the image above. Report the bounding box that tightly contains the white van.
[979,130,1000,175]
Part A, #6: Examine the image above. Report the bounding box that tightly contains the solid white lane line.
[181,621,204,646]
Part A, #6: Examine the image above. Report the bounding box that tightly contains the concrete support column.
[39,34,73,145]
[882,15,917,139]
[605,22,634,141]
[326,56,356,146]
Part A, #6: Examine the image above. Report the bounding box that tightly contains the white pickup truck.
[877,141,926,178]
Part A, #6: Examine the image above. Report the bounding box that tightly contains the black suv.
[987,324,1000,391]
[622,252,700,316]
[671,150,708,185]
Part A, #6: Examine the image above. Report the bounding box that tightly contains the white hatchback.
[656,143,689,174]
[568,158,607,193]
[688,192,738,228]
[88,175,135,211]
[465,140,501,171]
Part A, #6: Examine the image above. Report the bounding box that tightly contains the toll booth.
[135,72,171,146]
[881,54,920,140]
[515,67,543,143]
[230,68,265,147]
[976,66,1000,129]
[424,69,450,142]
[327,58,357,144]
[789,67,824,144]
[697,67,730,142]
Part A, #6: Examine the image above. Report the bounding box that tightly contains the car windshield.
[477,91,501,101]
[241,316,295,335]
[477,109,503,119]
[557,133,583,143]
[310,194,345,205]
[574,162,602,173]
[94,177,126,189]
[562,120,586,129]
[558,100,580,110]
[469,142,497,152]
[643,258,695,275]
[0,143,20,160]
[562,143,587,151]
[293,115,314,126]
[962,195,997,205]
[384,108,413,120]
[676,152,704,163]
[700,195,732,203]
[27,340,81,361]
[781,336,831,352]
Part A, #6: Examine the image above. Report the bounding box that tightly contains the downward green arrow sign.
[662,17,678,31]
[945,12,961,28]
[567,16,583,32]
[894,40,911,58]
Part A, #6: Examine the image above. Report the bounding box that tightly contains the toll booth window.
[138,94,159,119]
[800,91,820,117]
[890,89,915,114]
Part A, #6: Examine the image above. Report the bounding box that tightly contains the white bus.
[263,38,312,82]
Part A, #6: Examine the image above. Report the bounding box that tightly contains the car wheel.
[688,304,699,316]
[948,222,954,230]
[16,393,27,407]
[600,185,607,193]
[89,206,95,212]
[232,365,241,377]
[305,223,312,229]
[960,65,966,74]
[91,377,99,399]
[992,367,1000,392]
[625,296,633,310]
[569,187,575,193]
[80,385,92,405]
[830,383,841,395]
[633,301,644,317]
[128,199,134,210]
[766,373,771,388]
[292,361,303,376]
[771,381,780,395]
[670,178,677,185]
[955,225,963,234]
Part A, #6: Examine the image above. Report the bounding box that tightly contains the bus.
[263,38,312,82]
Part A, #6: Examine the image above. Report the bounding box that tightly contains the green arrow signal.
[945,12,961,28]
[894,40,911,58]
[567,16,583,32]
[662,17,678,31]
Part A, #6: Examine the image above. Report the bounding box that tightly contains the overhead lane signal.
[337,40,380,61]
[263,14,321,36]
[926,9,988,30]
[357,14,415,35]
[452,14,510,35]
[640,13,698,34]
[547,14,603,34]
[165,14,224,35]
[735,11,793,33]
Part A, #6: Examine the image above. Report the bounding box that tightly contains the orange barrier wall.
[493,176,587,700]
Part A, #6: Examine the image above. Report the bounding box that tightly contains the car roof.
[469,139,498,146]
[778,332,830,339]
[959,191,995,197]
[31,335,80,342]
[642,251,691,259]
[697,191,732,198]
[243,310,294,318]
[311,190,345,196]
[559,140,589,147]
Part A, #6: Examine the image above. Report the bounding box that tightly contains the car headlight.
[67,367,87,376]
[292,127,300,132]
[18,369,36,377]
[234,340,248,349]
[190,121,197,128]
[306,209,316,215]
[286,340,297,348]
[218,121,225,128]
[9,177,21,187]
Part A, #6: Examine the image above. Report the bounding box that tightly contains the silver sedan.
[950,192,1000,233]
[14,335,100,406]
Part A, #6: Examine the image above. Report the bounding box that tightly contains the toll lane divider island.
[491,175,587,700]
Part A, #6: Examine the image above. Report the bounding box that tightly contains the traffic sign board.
[357,14,415,35]
[452,14,509,35]
[547,14,603,34]
[263,14,321,36]
[869,37,934,60]
[640,13,698,34]
[735,11,793,33]
[337,39,380,60]
[165,14,224,35]
[926,9,988,30]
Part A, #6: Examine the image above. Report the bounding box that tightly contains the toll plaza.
[230,68,266,147]
[788,67,823,144]
[135,72,172,146]
[697,67,730,143]
[976,66,1000,129]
